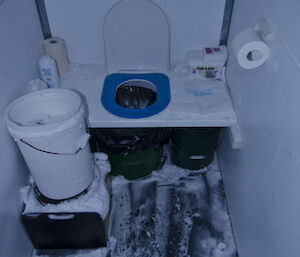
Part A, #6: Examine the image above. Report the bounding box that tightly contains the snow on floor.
[108,153,237,257]
[32,150,237,257]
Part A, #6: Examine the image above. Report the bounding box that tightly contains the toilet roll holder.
[227,19,275,150]
[253,18,275,43]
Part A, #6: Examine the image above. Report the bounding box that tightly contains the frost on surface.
[108,152,237,257]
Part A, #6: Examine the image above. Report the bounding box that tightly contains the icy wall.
[44,0,226,65]
[0,0,43,256]
[219,0,300,257]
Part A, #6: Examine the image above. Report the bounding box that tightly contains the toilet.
[101,0,171,119]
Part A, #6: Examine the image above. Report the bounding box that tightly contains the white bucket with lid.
[5,89,95,200]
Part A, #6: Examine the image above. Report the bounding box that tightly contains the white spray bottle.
[39,55,60,88]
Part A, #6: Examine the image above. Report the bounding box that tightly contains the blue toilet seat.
[101,73,170,119]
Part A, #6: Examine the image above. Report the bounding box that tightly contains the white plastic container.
[39,55,60,88]
[5,89,94,200]
[187,45,228,67]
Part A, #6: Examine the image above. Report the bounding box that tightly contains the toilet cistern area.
[60,63,237,128]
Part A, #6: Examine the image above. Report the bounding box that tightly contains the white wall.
[0,0,43,256]
[44,0,226,65]
[219,0,300,256]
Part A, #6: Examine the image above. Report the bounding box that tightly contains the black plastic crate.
[22,212,106,249]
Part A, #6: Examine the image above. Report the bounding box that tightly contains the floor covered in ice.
[33,152,237,257]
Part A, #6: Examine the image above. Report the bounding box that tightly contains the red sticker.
[205,48,212,54]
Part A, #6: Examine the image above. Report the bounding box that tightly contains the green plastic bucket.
[104,145,163,180]
[170,128,220,170]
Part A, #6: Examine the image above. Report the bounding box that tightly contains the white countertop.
[61,64,237,128]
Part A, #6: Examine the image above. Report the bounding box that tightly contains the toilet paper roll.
[43,37,70,75]
[232,28,270,70]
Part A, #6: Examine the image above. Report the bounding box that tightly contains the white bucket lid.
[5,89,85,140]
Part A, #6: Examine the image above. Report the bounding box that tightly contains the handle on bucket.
[73,133,91,152]
[48,214,75,220]
[20,133,91,156]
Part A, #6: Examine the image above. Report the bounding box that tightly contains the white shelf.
[61,64,237,128]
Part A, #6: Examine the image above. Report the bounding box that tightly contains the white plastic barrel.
[5,89,95,200]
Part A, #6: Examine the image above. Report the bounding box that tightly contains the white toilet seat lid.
[104,0,170,73]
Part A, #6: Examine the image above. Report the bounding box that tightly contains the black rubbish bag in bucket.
[90,127,169,180]
[90,127,170,155]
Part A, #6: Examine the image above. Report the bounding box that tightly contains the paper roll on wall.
[43,37,70,75]
[232,28,270,69]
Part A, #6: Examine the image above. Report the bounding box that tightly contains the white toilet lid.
[104,0,170,73]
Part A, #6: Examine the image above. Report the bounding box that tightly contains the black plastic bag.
[115,84,157,109]
[90,128,170,155]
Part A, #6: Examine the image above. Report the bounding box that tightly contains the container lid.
[103,0,170,73]
[5,89,85,140]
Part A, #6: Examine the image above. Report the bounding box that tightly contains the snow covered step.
[26,155,111,252]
